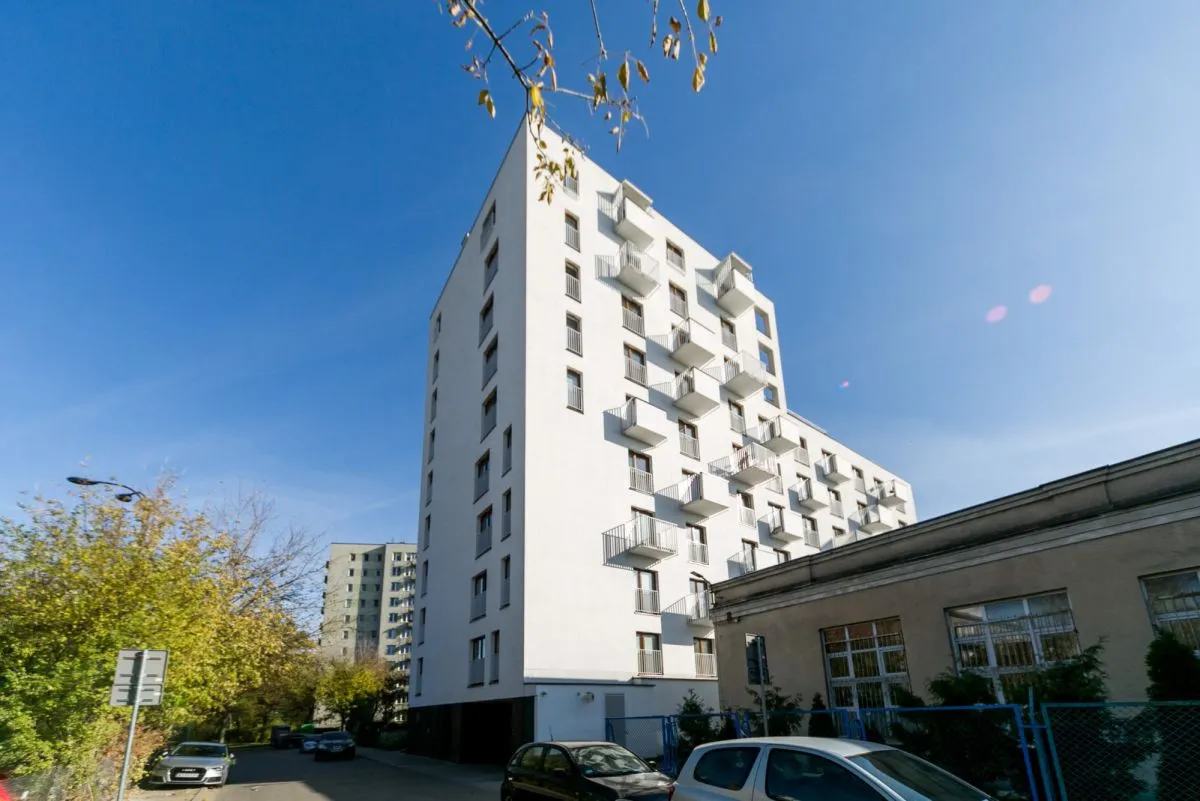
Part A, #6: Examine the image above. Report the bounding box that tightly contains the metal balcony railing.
[637,649,664,675]
[567,327,583,355]
[711,442,779,485]
[634,588,661,614]
[564,172,579,197]
[605,515,679,559]
[565,222,580,250]
[688,540,709,564]
[739,506,756,526]
[730,413,747,434]
[794,447,811,466]
[619,242,660,283]
[708,352,770,387]
[715,261,751,295]
[680,433,699,459]
[670,293,688,317]
[729,549,758,576]
[629,467,654,494]
[721,328,737,350]
[470,592,486,621]
[623,307,645,335]
[803,525,820,548]
[566,271,581,301]
[482,408,497,436]
[567,383,584,411]
[766,475,784,494]
[831,499,845,518]
[685,591,712,622]
[469,658,485,686]
[666,247,685,271]
[624,357,648,385]
[695,652,717,677]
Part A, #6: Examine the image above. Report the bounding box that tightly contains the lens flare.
[985,305,1008,323]
[840,380,850,389]
[1029,284,1053,304]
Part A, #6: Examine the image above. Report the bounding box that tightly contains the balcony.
[611,398,669,447]
[605,515,679,561]
[830,499,845,519]
[872,480,910,510]
[738,506,756,527]
[622,307,646,336]
[763,507,805,543]
[695,652,717,677]
[655,369,720,417]
[599,243,660,297]
[566,271,581,301]
[712,442,778,486]
[707,352,769,398]
[567,384,584,412]
[687,539,709,564]
[567,326,583,355]
[728,548,758,577]
[765,475,784,495]
[713,253,757,316]
[614,182,655,248]
[752,416,802,455]
[634,588,661,614]
[680,591,713,627]
[793,480,829,511]
[680,432,699,459]
[470,592,486,621]
[664,473,729,518]
[820,454,851,484]
[469,657,485,686]
[629,467,654,494]
[857,506,895,535]
[624,357,648,385]
[721,327,737,351]
[637,649,664,676]
[794,447,811,467]
[663,319,718,368]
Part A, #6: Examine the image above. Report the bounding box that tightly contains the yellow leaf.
[477,89,490,106]
[698,52,707,66]
[669,16,681,33]
[709,31,718,53]
[618,60,630,93]
[698,0,711,22]
[692,66,705,92]
[529,84,544,111]
[662,34,673,58]
[671,38,681,60]
[610,126,620,135]
[636,60,650,83]
[622,109,631,123]
[486,95,496,118]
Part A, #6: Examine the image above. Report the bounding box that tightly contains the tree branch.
[588,0,607,61]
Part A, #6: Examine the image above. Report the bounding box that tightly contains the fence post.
[1009,704,1043,801]
[605,719,614,742]
[1039,704,1071,801]
[661,716,677,777]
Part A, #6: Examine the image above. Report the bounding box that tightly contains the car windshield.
[173,744,227,758]
[849,751,994,801]
[321,732,352,741]
[572,744,652,778]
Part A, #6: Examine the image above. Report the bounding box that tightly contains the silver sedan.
[147,741,236,788]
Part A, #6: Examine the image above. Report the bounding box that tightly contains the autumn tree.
[0,480,321,794]
[315,657,388,732]
[441,0,725,202]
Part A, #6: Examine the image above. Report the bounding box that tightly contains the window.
[415,657,423,695]
[476,507,493,557]
[720,318,737,350]
[432,351,439,382]
[628,450,653,494]
[483,337,498,386]
[754,307,772,337]
[729,401,746,433]
[821,618,911,709]
[425,471,433,505]
[390,582,401,592]
[829,488,843,518]
[564,170,579,197]
[349,554,357,562]
[433,312,441,341]
[624,345,648,385]
[621,296,644,335]
[484,243,499,288]
[666,241,685,270]
[344,599,352,608]
[346,584,353,592]
[421,561,428,596]
[565,261,581,301]
[482,390,498,436]
[566,369,584,411]
[418,608,426,643]
[543,746,570,774]
[738,492,755,526]
[347,568,355,577]
[501,556,511,607]
[853,466,866,492]
[832,526,847,539]
[422,514,431,550]
[772,548,789,565]
[758,343,776,375]
[389,597,401,607]
[566,313,583,355]
[686,524,708,564]
[502,490,513,539]
[475,452,491,500]
[565,212,580,250]
[388,613,399,623]
[427,429,435,463]
[679,421,699,459]
[469,635,486,685]
[947,592,1080,702]
[393,552,404,562]
[430,389,437,421]
[481,202,496,241]
[636,632,663,675]
[669,283,689,317]
[471,571,488,621]
[479,294,494,343]
[1141,570,1200,650]
[764,385,779,407]
[765,749,883,801]
[503,426,513,474]
[634,569,659,614]
[342,630,350,640]
[693,747,760,792]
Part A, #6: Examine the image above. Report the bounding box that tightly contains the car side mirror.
[646,759,659,769]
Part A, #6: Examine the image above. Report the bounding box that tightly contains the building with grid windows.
[710,438,1200,713]
[319,542,418,671]
[408,120,915,762]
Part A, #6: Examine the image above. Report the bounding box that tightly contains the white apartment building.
[408,120,916,763]
[320,542,418,671]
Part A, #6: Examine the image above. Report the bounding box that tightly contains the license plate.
[177,770,201,777]
[329,746,343,752]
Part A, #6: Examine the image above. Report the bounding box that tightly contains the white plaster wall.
[532,679,720,744]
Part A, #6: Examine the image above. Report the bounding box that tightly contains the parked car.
[146,742,237,788]
[298,735,320,755]
[313,731,357,761]
[669,736,996,800]
[269,725,292,749]
[503,741,673,801]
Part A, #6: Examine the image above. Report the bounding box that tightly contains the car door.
[754,747,891,800]
[537,746,579,800]
[676,745,763,801]
[509,745,547,801]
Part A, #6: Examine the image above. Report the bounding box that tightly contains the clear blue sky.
[3,1,1198,543]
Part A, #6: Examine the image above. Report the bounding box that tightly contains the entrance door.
[604,693,627,746]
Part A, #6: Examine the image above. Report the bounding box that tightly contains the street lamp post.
[66,476,146,503]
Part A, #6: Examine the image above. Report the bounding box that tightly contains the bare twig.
[676,0,700,66]
[588,0,608,61]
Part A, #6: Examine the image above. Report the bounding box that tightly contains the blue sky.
[2,1,1198,544]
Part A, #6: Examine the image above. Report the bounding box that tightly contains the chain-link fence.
[740,708,855,738]
[1,760,117,801]
[1043,701,1200,801]
[605,715,667,766]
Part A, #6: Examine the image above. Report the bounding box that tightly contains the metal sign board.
[112,649,169,687]
[745,634,770,685]
[110,683,164,707]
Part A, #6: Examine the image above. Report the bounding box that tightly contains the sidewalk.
[357,748,503,795]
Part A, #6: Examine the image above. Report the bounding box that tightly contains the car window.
[849,750,993,801]
[321,732,351,741]
[517,746,545,771]
[543,747,571,775]
[765,749,884,801]
[693,746,760,791]
[572,744,651,778]
[173,744,227,758]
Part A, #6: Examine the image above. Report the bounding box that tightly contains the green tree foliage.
[0,481,319,793]
[807,693,838,738]
[1145,630,1200,800]
[315,658,387,731]
[745,685,805,736]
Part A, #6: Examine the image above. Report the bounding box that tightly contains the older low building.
[711,439,1200,710]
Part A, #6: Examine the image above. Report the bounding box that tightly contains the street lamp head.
[114,493,135,503]
[67,476,100,486]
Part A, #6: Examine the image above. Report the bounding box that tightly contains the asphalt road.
[134,747,497,801]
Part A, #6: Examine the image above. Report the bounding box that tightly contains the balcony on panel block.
[609,398,669,447]
[871,479,911,510]
[663,318,718,369]
[712,442,778,487]
[752,415,802,456]
[713,253,757,316]
[857,506,895,535]
[663,472,729,518]
[819,453,851,484]
[597,240,661,298]
[763,507,805,544]
[670,590,712,628]
[604,515,679,562]
[613,180,655,249]
[655,368,720,417]
[792,478,829,511]
[707,352,770,398]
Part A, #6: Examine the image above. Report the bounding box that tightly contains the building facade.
[409,121,916,762]
[711,439,1200,713]
[320,542,418,670]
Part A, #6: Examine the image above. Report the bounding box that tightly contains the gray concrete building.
[320,542,418,671]
[711,439,1200,710]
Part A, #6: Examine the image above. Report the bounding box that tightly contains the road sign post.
[110,650,168,801]
[745,634,770,737]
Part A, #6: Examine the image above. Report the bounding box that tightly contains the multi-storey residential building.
[320,542,418,671]
[409,121,916,763]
